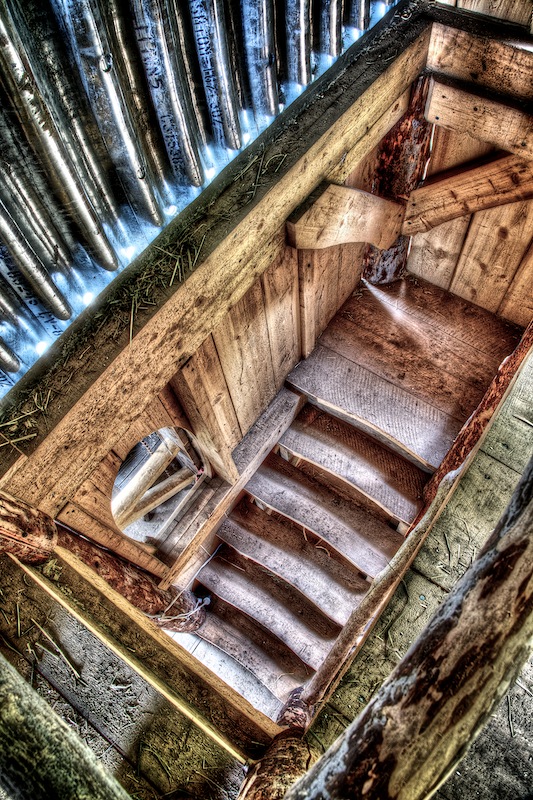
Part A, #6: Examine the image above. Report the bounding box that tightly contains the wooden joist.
[286,185,404,250]
[403,154,533,234]
[428,21,533,100]
[425,79,533,160]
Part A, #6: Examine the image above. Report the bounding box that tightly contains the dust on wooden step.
[286,346,461,471]
[220,502,369,626]
[196,603,308,701]
[279,406,426,525]
[245,452,404,579]
[197,556,336,670]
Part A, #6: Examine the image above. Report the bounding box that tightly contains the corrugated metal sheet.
[0,0,393,397]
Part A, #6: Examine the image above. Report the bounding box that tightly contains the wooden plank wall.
[406,126,533,327]
[438,0,531,26]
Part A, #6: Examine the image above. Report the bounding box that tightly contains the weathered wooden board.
[0,23,432,514]
[456,0,532,24]
[57,502,167,579]
[371,277,522,358]
[279,407,425,524]
[320,312,483,422]
[260,241,301,390]
[246,453,404,579]
[428,22,533,98]
[412,451,522,592]
[287,345,461,471]
[213,280,277,437]
[450,200,533,312]
[425,127,495,178]
[498,240,533,326]
[403,155,533,234]
[287,186,404,250]
[198,558,335,671]
[197,601,309,699]
[170,334,241,483]
[426,80,533,160]
[327,91,410,186]
[227,501,369,625]
[407,217,470,289]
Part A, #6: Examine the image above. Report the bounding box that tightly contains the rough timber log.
[0,490,57,564]
[0,491,204,632]
[363,75,432,284]
[284,457,533,799]
[0,652,131,800]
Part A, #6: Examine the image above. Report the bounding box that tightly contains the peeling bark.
[284,457,533,800]
[0,490,57,564]
[363,76,432,285]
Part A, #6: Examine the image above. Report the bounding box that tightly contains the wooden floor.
[171,276,522,720]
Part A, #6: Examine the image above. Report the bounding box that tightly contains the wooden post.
[0,490,57,564]
[238,690,318,800]
[0,651,132,800]
[284,457,533,799]
[363,75,432,284]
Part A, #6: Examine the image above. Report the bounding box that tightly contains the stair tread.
[197,606,307,702]
[279,406,425,524]
[287,345,461,470]
[198,557,336,670]
[245,452,404,578]
[220,504,368,626]
[175,629,284,720]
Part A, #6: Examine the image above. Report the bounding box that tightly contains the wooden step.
[286,344,461,471]
[197,600,310,702]
[197,556,337,670]
[245,452,404,579]
[176,628,284,720]
[278,406,426,525]
[219,501,369,626]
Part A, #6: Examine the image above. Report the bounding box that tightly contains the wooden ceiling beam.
[403,153,533,234]
[425,78,533,160]
[428,21,533,101]
[286,185,404,251]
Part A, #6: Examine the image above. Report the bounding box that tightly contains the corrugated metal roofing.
[0,0,393,398]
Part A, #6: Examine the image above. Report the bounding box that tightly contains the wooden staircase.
[172,278,521,721]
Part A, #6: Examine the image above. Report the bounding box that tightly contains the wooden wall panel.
[498,241,533,326]
[408,217,471,290]
[213,280,277,437]
[170,336,241,483]
[450,200,533,312]
[425,128,495,179]
[457,0,531,25]
[261,243,301,390]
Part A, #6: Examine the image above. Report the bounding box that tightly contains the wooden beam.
[285,456,533,799]
[456,0,532,26]
[286,185,404,250]
[428,22,533,100]
[425,79,533,160]
[0,489,56,564]
[0,20,432,515]
[403,154,533,234]
[0,651,131,800]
